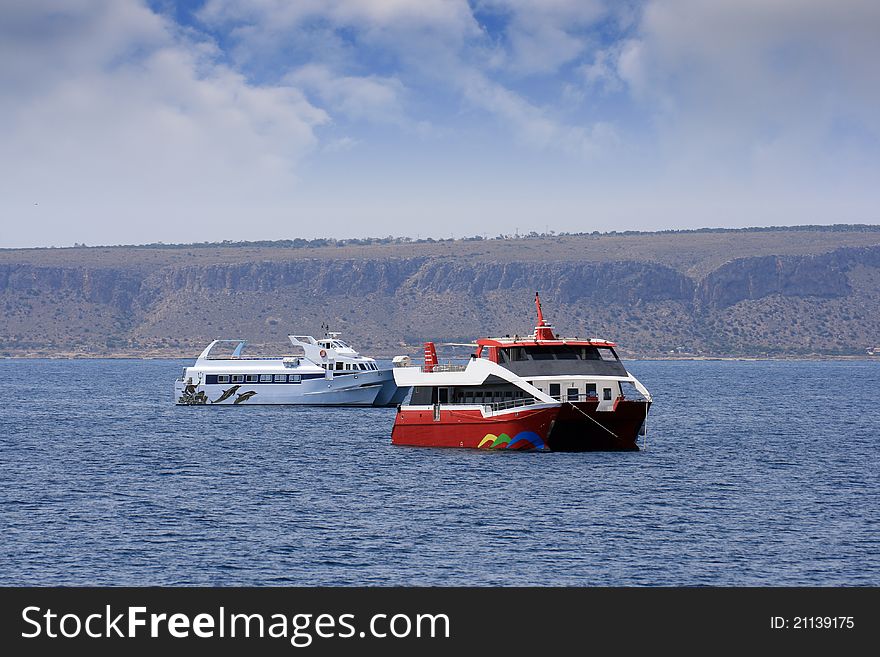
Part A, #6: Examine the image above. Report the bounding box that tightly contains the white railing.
[484,397,538,411]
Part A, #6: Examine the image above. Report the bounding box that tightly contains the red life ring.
[319,349,327,358]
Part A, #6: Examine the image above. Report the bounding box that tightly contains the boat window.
[503,348,525,362]
[274,375,286,382]
[504,391,513,399]
[246,374,258,383]
[533,346,582,360]
[567,387,579,401]
[597,347,618,362]
[336,362,343,370]
[586,384,597,398]
[232,375,244,383]
[218,375,230,384]
[502,345,616,361]
[549,383,561,400]
[260,374,272,382]
[603,387,612,400]
[289,374,301,383]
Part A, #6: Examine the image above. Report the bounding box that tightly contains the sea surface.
[1,359,877,586]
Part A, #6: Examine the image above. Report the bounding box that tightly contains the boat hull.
[546,399,650,451]
[391,400,650,451]
[174,377,381,406]
[370,370,412,407]
[391,405,559,450]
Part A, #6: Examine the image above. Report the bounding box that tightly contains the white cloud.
[199,0,618,157]
[615,0,880,155]
[0,0,328,246]
[476,0,607,75]
[458,70,615,155]
[287,64,406,125]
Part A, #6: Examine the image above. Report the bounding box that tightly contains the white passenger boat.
[174,333,410,406]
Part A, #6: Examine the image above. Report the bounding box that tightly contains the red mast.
[534,292,555,341]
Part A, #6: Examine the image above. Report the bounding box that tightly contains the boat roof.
[476,337,617,348]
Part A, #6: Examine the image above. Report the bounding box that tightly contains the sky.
[1,0,879,247]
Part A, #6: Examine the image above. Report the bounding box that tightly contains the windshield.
[498,345,618,363]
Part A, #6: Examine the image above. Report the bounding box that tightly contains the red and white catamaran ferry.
[391,294,652,451]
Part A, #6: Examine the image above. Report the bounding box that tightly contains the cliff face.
[2,243,880,357]
[698,253,847,308]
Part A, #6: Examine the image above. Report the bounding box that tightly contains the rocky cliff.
[3,231,880,357]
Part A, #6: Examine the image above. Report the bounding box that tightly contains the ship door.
[597,386,615,412]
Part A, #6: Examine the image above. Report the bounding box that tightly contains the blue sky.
[1,0,879,247]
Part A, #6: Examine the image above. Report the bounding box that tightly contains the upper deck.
[474,340,629,378]
[471,293,628,376]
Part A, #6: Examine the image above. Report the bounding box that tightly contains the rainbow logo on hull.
[478,431,545,450]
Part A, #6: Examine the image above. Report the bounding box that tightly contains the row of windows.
[449,389,528,404]
[209,374,304,384]
[411,381,616,405]
[542,382,612,400]
[321,361,378,371]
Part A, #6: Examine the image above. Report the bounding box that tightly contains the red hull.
[547,400,650,451]
[391,400,650,451]
[391,406,559,450]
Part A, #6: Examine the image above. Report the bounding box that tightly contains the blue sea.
[1,359,877,586]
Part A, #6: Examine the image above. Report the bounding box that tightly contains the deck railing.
[484,397,538,411]
[553,392,649,403]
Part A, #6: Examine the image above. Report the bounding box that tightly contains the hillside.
[3,226,880,358]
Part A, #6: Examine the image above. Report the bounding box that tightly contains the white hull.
[175,368,400,406]
[176,374,377,406]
